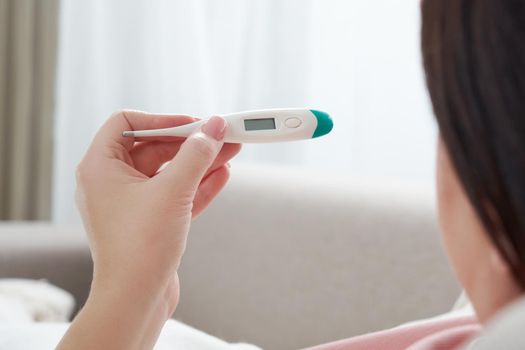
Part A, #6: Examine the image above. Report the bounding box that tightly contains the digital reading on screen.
[244,118,276,131]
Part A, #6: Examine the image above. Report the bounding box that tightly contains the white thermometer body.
[122,108,333,143]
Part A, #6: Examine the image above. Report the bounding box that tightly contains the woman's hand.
[57,110,240,350]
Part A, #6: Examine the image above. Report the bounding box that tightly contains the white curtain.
[53,0,436,223]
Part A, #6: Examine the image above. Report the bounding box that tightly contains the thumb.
[157,116,227,191]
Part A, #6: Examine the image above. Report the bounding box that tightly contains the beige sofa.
[0,165,460,349]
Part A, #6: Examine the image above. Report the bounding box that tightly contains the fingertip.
[201,116,227,141]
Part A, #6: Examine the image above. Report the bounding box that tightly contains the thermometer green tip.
[310,110,333,138]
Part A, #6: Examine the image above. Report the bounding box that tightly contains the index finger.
[91,110,196,153]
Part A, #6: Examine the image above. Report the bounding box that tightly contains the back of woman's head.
[421,0,525,288]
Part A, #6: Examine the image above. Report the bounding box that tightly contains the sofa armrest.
[0,223,92,315]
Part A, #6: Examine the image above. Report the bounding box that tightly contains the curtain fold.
[0,0,58,220]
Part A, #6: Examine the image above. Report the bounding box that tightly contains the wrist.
[91,255,176,297]
[90,269,177,315]
[59,276,173,350]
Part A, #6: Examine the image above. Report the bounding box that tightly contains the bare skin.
[57,111,240,350]
[436,139,522,324]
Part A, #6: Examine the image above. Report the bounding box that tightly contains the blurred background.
[1,0,436,223]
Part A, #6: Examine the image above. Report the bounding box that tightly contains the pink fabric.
[304,315,481,350]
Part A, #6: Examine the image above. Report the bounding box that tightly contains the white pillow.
[0,279,261,350]
[0,320,262,350]
[0,279,75,322]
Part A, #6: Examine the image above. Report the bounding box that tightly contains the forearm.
[56,277,172,350]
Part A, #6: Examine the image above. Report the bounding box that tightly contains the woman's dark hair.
[422,0,525,288]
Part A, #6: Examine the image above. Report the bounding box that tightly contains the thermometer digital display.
[244,118,276,131]
[122,108,333,143]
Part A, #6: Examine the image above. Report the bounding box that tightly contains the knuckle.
[109,109,125,120]
[186,135,216,160]
[75,162,87,183]
[75,158,95,186]
[74,187,84,208]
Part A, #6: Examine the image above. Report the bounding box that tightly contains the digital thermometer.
[122,108,333,143]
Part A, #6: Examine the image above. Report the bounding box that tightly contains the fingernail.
[201,116,226,141]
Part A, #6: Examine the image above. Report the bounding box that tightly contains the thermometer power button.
[285,117,302,128]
